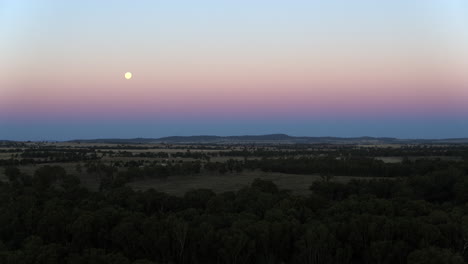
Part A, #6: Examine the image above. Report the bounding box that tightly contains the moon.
[125,72,132,80]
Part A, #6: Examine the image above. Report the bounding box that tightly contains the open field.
[0,162,385,195]
[128,171,378,196]
[1,141,467,195]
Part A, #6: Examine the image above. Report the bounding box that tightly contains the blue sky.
[1,0,468,140]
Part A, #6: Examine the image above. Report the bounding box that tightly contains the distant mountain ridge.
[65,134,468,145]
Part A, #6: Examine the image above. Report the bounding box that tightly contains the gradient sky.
[1,0,468,140]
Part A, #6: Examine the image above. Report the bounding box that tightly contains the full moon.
[125,72,132,80]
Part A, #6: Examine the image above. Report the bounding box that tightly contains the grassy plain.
[1,142,465,196]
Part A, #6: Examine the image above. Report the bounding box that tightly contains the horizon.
[3,132,468,142]
[1,1,468,140]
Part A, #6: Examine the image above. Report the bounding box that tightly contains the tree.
[251,178,279,194]
[33,165,66,189]
[4,166,21,182]
[407,247,464,264]
[75,163,82,174]
[169,216,188,263]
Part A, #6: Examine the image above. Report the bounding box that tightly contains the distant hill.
[67,138,158,144]
[65,134,468,145]
[156,134,294,143]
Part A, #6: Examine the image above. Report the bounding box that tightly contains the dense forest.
[2,158,468,263]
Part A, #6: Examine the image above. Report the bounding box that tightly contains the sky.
[1,0,468,140]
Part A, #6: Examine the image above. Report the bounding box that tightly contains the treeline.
[0,148,100,166]
[0,141,26,148]
[115,151,210,160]
[1,165,468,263]
[102,145,468,161]
[0,156,98,166]
[216,146,468,158]
[0,158,36,166]
[116,151,170,158]
[208,157,468,178]
[110,146,468,160]
[0,148,23,153]
[246,157,412,177]
[21,150,97,162]
[73,144,227,150]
